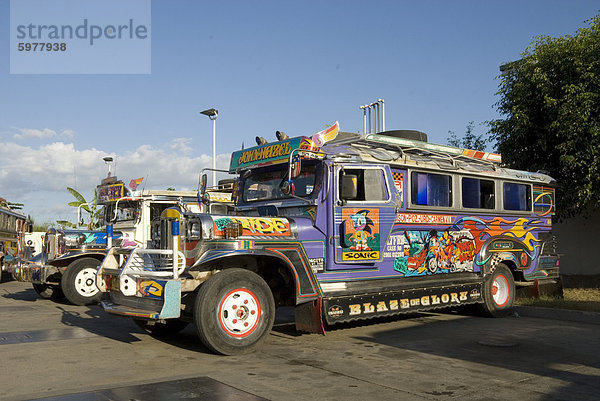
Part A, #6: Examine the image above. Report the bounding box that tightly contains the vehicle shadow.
[56,304,145,343]
[351,312,600,400]
[1,285,70,304]
[152,307,302,353]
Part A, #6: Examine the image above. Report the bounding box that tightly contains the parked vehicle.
[9,174,233,304]
[97,122,559,355]
[0,200,31,282]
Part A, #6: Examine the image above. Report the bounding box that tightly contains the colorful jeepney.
[0,201,30,282]
[97,125,559,355]
[10,175,233,305]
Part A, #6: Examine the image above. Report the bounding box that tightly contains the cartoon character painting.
[341,208,381,261]
[349,210,374,251]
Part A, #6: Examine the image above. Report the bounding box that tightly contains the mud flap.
[294,298,325,335]
[516,278,563,299]
[159,280,182,319]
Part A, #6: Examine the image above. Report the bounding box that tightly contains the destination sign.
[229,136,316,172]
[97,183,125,203]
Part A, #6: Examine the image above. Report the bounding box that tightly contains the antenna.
[142,172,149,192]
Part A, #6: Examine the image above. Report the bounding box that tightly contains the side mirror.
[290,155,301,179]
[341,174,358,200]
[77,208,84,227]
[199,173,208,194]
[280,180,294,195]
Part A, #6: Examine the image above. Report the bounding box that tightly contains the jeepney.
[97,123,559,355]
[0,201,30,282]
[10,174,233,305]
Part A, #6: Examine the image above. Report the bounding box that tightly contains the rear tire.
[61,257,102,305]
[32,283,65,300]
[478,263,515,317]
[194,269,275,355]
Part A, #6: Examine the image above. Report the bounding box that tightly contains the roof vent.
[378,130,428,142]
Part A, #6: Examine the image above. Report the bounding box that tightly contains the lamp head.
[200,108,218,120]
[276,131,289,141]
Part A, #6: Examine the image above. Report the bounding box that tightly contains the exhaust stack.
[360,99,385,134]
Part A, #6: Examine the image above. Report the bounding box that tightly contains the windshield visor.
[242,163,318,202]
[103,200,140,223]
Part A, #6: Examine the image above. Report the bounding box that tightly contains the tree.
[489,15,600,219]
[59,187,102,229]
[447,121,489,151]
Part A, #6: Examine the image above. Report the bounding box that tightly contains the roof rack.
[361,132,501,171]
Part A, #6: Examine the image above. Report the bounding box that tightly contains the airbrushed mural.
[394,229,476,276]
[391,215,549,278]
[213,216,291,236]
[62,231,137,247]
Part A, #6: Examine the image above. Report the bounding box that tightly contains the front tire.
[194,269,275,355]
[478,263,515,317]
[61,257,102,305]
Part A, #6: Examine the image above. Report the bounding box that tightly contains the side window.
[340,168,389,202]
[411,172,452,207]
[503,182,531,211]
[462,177,495,209]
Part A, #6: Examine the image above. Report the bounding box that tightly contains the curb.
[514,305,600,325]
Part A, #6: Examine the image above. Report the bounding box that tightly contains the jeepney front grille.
[126,251,178,272]
[159,219,172,250]
[44,233,58,260]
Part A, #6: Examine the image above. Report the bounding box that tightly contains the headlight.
[187,221,202,239]
[64,235,80,247]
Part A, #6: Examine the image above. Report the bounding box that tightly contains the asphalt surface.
[1,278,600,401]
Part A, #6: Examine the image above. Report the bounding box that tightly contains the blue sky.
[1,0,598,224]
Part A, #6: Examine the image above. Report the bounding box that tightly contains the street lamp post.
[200,108,218,187]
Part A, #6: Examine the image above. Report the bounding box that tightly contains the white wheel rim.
[219,288,261,338]
[492,274,510,307]
[74,267,99,297]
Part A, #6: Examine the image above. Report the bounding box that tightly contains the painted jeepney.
[97,125,559,355]
[10,174,233,305]
[0,202,30,282]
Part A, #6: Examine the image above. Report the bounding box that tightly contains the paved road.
[1,279,599,401]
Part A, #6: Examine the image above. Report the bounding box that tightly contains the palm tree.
[57,187,102,230]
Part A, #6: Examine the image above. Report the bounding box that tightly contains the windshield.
[243,163,318,202]
[103,200,140,223]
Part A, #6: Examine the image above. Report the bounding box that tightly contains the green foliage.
[64,187,102,229]
[489,15,600,219]
[7,202,24,210]
[447,121,490,151]
[32,223,51,232]
[56,220,77,228]
[0,198,24,210]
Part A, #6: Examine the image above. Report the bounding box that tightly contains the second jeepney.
[11,174,232,305]
[97,124,560,355]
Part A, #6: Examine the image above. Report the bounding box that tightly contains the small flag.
[312,121,339,147]
[129,177,144,190]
